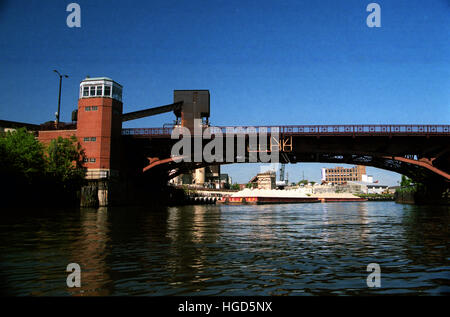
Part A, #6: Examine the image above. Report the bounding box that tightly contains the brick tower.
[76,77,123,179]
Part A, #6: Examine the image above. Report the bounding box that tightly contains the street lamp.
[53,70,69,127]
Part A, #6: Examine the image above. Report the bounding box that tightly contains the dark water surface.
[0,202,449,296]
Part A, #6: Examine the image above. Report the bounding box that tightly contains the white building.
[361,174,374,183]
[347,181,388,194]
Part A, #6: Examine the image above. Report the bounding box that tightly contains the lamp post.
[53,70,69,128]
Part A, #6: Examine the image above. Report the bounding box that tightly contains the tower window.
[104,86,111,97]
[90,86,95,96]
[83,87,89,97]
[85,106,91,111]
[112,86,122,101]
[89,158,96,163]
[91,106,98,111]
[96,86,102,96]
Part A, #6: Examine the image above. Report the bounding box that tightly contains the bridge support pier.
[80,179,116,207]
[80,181,99,207]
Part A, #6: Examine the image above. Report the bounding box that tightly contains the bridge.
[31,76,449,206]
[122,124,450,185]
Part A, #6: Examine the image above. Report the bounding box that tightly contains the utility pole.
[53,70,69,128]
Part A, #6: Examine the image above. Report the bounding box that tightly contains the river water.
[0,202,448,296]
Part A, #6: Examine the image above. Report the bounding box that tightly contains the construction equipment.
[276,163,288,188]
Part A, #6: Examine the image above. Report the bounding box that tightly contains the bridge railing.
[122,125,450,137]
[278,125,450,136]
[122,127,173,136]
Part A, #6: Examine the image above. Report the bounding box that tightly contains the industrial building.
[171,165,222,188]
[321,165,368,185]
[248,171,277,190]
[346,181,389,194]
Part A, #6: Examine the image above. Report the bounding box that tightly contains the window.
[83,86,89,97]
[89,158,96,163]
[112,86,122,101]
[85,106,91,111]
[90,86,95,96]
[112,86,118,99]
[83,137,97,142]
[91,106,98,111]
[104,86,111,97]
[90,137,96,141]
[96,86,102,96]
[83,137,90,142]
[83,158,89,163]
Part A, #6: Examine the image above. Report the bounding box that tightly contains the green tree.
[46,136,86,185]
[400,175,412,187]
[0,130,87,206]
[298,179,308,185]
[0,128,46,183]
[231,183,241,190]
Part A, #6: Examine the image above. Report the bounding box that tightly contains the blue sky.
[0,0,448,185]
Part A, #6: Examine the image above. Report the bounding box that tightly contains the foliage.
[230,183,240,190]
[0,129,86,205]
[400,175,413,187]
[355,193,394,200]
[46,136,86,185]
[298,179,308,185]
[0,128,46,183]
[246,183,256,189]
[181,185,197,196]
[396,175,420,194]
[396,185,417,193]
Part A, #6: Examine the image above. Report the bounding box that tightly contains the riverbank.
[355,193,394,201]
[395,185,450,205]
[1,178,82,207]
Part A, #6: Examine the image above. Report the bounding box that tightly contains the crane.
[276,163,288,188]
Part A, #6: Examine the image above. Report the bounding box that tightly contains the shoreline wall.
[395,186,450,205]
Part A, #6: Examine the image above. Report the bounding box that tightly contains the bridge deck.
[122,125,450,137]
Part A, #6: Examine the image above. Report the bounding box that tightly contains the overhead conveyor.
[121,101,183,122]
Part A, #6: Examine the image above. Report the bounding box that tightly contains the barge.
[218,196,321,205]
[217,189,367,205]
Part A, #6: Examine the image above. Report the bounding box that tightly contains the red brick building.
[38,77,123,179]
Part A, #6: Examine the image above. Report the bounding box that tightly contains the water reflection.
[0,202,448,295]
[164,205,222,294]
[68,207,111,296]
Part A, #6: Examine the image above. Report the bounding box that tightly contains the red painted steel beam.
[384,156,450,181]
[142,156,186,172]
